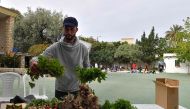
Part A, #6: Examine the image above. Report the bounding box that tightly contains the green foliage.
[28,82,35,88]
[101,99,137,109]
[157,37,169,58]
[173,18,190,64]
[50,97,60,107]
[166,24,183,41]
[137,27,159,65]
[114,43,142,64]
[175,32,190,62]
[113,99,133,109]
[165,24,183,48]
[183,17,190,33]
[27,99,47,107]
[27,56,64,88]
[76,67,107,83]
[0,51,20,68]
[101,100,112,109]
[25,98,60,109]
[14,8,63,52]
[27,97,137,109]
[90,42,116,67]
[112,41,123,48]
[79,36,97,44]
[28,44,50,56]
[0,55,20,68]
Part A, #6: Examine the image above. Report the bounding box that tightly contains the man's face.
[63,26,78,40]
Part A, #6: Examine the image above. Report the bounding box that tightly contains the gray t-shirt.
[42,37,90,92]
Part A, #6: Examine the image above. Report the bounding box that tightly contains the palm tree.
[166,25,183,41]
[165,24,183,47]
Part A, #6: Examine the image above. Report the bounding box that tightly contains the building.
[0,6,29,68]
[120,37,135,44]
[163,53,189,73]
[0,6,18,54]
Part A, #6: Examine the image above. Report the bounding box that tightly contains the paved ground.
[133,104,187,109]
[89,73,190,108]
[0,72,189,108]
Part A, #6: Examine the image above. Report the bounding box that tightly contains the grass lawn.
[0,72,189,108]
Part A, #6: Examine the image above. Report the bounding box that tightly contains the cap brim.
[64,23,76,27]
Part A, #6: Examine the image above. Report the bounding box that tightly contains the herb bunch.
[27,56,64,88]
[101,99,138,109]
[76,67,107,83]
[25,98,60,109]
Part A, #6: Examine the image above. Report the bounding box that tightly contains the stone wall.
[0,18,6,52]
[0,16,14,53]
[0,68,27,75]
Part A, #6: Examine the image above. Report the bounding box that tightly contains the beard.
[63,34,76,44]
[64,34,75,40]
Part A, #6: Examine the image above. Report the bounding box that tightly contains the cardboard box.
[155,78,179,109]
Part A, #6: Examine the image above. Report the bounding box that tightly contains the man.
[158,60,166,73]
[30,17,90,100]
[131,63,137,73]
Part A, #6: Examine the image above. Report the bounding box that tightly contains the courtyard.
[8,72,188,108]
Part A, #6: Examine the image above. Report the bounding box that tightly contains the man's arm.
[30,43,57,72]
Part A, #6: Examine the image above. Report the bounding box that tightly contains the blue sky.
[1,0,190,42]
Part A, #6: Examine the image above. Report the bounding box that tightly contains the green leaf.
[76,67,107,84]
[29,82,35,88]
[27,56,64,88]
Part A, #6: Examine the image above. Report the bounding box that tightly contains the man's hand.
[30,61,39,74]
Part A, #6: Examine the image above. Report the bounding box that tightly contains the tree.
[165,24,183,48]
[90,42,116,68]
[112,41,122,49]
[171,17,190,73]
[183,17,190,32]
[137,27,159,66]
[78,36,119,68]
[174,32,190,73]
[175,32,190,61]
[174,18,190,62]
[174,17,190,62]
[14,8,64,52]
[114,43,142,64]
[78,36,97,44]
[157,37,168,58]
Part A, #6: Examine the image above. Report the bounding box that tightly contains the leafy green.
[27,55,64,88]
[25,98,60,109]
[28,82,35,88]
[76,67,107,84]
[101,100,113,109]
[37,56,64,77]
[113,99,133,109]
[101,99,138,109]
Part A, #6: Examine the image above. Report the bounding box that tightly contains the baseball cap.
[63,17,78,27]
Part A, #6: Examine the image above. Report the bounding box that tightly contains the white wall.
[164,53,189,73]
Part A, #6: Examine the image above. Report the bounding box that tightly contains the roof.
[121,37,134,40]
[163,53,177,57]
[0,6,18,17]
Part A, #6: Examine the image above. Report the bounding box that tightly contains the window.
[175,60,180,67]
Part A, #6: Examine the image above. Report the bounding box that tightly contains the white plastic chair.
[23,74,48,99]
[0,72,22,102]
